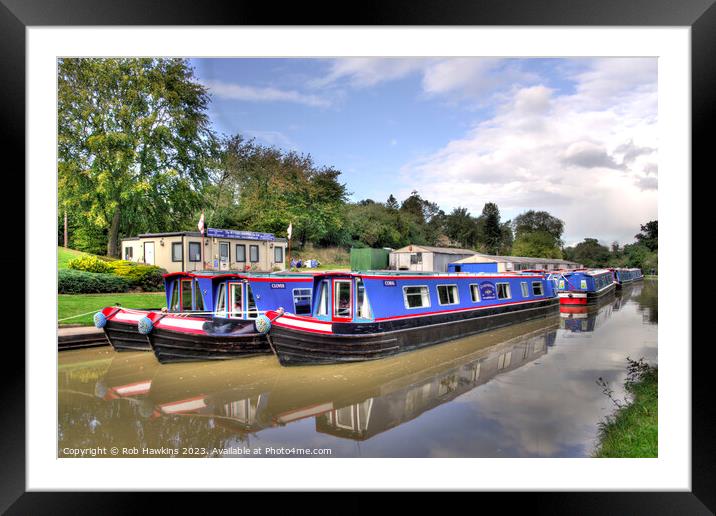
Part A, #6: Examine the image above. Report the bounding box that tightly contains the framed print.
[4,0,711,512]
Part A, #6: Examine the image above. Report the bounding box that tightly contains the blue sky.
[189,58,657,246]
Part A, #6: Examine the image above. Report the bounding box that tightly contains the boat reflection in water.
[146,316,558,445]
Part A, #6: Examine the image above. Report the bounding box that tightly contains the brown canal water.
[58,279,657,458]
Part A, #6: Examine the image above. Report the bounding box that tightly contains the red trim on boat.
[560,297,588,305]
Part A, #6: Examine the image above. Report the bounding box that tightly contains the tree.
[479,202,503,254]
[511,210,565,258]
[512,231,564,259]
[58,58,216,256]
[634,220,658,252]
[445,207,479,248]
[386,194,399,211]
[569,238,611,267]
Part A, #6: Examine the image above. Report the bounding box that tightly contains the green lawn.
[594,364,658,458]
[58,292,166,326]
[58,246,91,269]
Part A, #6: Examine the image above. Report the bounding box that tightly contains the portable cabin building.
[350,248,390,271]
[389,245,477,272]
[120,228,288,273]
[447,253,581,273]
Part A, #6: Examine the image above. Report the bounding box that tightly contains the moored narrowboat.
[610,267,643,289]
[95,271,314,361]
[266,271,559,366]
[548,269,616,305]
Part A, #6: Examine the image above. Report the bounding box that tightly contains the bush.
[58,269,130,294]
[68,254,113,273]
[107,260,166,291]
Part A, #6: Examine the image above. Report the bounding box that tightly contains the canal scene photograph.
[55,54,660,460]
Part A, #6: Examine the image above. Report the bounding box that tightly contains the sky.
[190,57,657,247]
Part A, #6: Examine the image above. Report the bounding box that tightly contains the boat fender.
[138,316,154,335]
[254,314,272,334]
[94,311,107,329]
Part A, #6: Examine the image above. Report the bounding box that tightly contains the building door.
[144,242,155,265]
[219,242,230,270]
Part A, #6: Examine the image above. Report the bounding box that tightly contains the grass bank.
[594,359,658,458]
[58,292,166,326]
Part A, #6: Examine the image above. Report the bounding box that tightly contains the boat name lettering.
[383,280,397,287]
[479,281,497,300]
[271,283,286,289]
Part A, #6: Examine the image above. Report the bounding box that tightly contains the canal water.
[58,279,657,458]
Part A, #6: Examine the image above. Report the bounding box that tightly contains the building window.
[403,286,430,309]
[219,242,230,263]
[469,284,480,302]
[410,253,423,265]
[520,282,529,297]
[124,246,133,260]
[532,281,544,296]
[235,244,246,262]
[437,285,459,305]
[189,242,201,262]
[497,283,511,300]
[274,246,284,263]
[293,288,312,315]
[172,242,183,262]
[250,245,259,263]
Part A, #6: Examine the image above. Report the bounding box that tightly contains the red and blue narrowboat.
[265,271,559,366]
[548,268,616,305]
[94,271,315,362]
[610,267,643,289]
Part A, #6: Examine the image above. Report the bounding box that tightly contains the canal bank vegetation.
[594,358,658,458]
[59,292,166,326]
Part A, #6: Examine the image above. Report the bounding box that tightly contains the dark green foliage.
[634,220,658,251]
[564,238,611,267]
[108,261,166,291]
[58,269,130,294]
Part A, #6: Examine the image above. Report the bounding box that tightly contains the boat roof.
[163,270,318,280]
[314,270,546,279]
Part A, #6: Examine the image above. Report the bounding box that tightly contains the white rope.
[57,309,106,322]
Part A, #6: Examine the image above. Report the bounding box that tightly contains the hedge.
[58,269,130,294]
[67,255,113,274]
[107,260,166,291]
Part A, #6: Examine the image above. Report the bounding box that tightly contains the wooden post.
[63,210,68,248]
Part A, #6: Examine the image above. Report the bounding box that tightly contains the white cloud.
[204,79,330,108]
[398,58,658,246]
[312,58,427,88]
[242,130,299,150]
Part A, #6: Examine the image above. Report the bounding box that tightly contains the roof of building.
[392,245,477,255]
[451,253,581,265]
[126,231,287,242]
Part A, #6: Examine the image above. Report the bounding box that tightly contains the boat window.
[580,279,588,289]
[317,281,329,316]
[293,288,312,315]
[229,283,243,318]
[496,283,511,300]
[404,286,431,309]
[334,280,352,319]
[470,284,480,302]
[558,279,565,290]
[215,283,227,316]
[437,285,459,305]
[356,278,373,319]
[170,279,180,311]
[194,281,205,311]
[181,280,193,311]
[520,282,529,297]
[532,281,544,296]
[246,284,258,318]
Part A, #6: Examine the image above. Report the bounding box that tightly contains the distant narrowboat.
[610,267,643,289]
[95,271,315,362]
[548,269,616,305]
[266,271,559,365]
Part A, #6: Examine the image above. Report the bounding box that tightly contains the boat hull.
[270,297,559,366]
[147,319,271,364]
[104,319,152,352]
[558,282,616,305]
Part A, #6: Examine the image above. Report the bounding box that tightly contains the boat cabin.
[550,269,614,293]
[163,271,315,318]
[304,271,556,323]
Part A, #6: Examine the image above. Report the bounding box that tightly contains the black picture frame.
[4,0,709,512]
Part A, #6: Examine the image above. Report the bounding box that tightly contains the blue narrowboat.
[548,268,616,305]
[97,271,315,362]
[266,271,559,365]
[610,267,643,289]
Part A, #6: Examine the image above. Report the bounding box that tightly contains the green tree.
[569,238,611,267]
[386,194,399,211]
[58,58,216,256]
[634,220,658,252]
[511,210,565,258]
[512,231,563,259]
[479,202,503,254]
[445,207,478,248]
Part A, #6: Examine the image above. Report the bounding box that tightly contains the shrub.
[58,269,130,294]
[108,260,166,291]
[68,254,113,273]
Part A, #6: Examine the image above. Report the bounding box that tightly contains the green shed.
[350,248,389,271]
